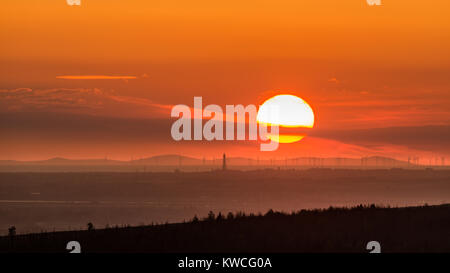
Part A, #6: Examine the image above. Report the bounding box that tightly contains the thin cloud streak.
[56,75,137,80]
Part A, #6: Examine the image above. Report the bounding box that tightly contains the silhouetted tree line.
[1,204,450,253]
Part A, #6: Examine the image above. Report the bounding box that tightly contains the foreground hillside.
[1,204,450,253]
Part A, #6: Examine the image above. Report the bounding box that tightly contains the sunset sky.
[1,0,450,161]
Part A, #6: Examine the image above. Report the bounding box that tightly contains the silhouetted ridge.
[2,204,450,253]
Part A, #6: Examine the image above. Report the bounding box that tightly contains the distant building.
[222,153,227,171]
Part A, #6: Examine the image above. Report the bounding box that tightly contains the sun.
[256,94,315,143]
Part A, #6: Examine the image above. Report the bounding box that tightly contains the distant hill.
[2,204,450,253]
[131,154,201,165]
[0,157,123,165]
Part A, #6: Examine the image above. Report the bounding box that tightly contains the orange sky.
[1,0,450,161]
[2,0,450,63]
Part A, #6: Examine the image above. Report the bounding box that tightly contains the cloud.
[56,75,137,80]
[1,110,447,160]
[0,88,171,118]
[313,86,450,129]
[310,126,450,154]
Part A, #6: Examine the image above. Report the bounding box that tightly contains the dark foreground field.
[2,204,450,253]
[2,169,450,235]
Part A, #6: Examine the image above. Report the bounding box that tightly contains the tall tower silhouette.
[222,153,227,171]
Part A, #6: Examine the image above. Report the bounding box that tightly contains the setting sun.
[257,94,315,143]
